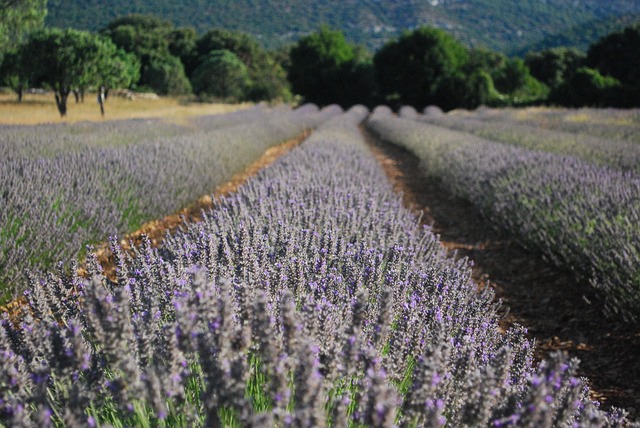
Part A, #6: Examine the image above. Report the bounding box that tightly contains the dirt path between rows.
[363,127,640,419]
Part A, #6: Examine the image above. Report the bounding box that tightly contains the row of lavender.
[404,106,640,172]
[367,108,640,325]
[0,105,283,159]
[0,104,339,302]
[1,107,630,427]
[460,107,640,144]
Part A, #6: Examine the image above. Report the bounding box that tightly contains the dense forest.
[1,0,640,113]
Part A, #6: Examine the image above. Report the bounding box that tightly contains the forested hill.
[45,0,640,53]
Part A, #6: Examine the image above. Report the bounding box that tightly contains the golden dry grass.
[0,90,250,125]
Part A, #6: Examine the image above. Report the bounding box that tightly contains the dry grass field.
[0,90,249,125]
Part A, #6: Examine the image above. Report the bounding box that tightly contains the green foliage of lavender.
[367,110,640,325]
[0,104,340,302]
[414,110,640,172]
[1,108,633,427]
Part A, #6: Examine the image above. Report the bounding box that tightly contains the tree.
[102,14,172,56]
[491,58,528,94]
[0,49,29,101]
[20,28,140,116]
[191,50,251,101]
[143,53,192,95]
[435,69,499,110]
[587,24,640,85]
[191,28,291,102]
[0,0,46,54]
[525,47,585,89]
[288,26,373,107]
[373,27,468,109]
[102,14,192,96]
[168,26,197,65]
[550,67,621,107]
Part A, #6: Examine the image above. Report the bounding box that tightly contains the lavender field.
[0,104,339,302]
[1,106,639,426]
[368,108,640,325]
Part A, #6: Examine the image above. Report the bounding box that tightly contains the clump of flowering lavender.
[413,110,640,172]
[368,110,640,325]
[0,103,340,302]
[0,106,636,427]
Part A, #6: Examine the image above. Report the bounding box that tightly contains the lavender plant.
[367,110,640,325]
[0,107,633,427]
[0,104,340,302]
[465,106,640,144]
[411,109,640,172]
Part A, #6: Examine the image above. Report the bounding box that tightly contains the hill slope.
[45,0,640,53]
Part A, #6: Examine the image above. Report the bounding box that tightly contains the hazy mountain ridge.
[45,0,640,53]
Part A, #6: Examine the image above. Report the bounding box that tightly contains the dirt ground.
[363,129,640,420]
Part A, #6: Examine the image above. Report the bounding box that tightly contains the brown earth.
[363,128,640,420]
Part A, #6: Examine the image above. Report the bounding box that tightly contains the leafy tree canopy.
[287,25,368,106]
[0,0,46,53]
[191,28,290,102]
[550,66,621,107]
[586,24,640,84]
[525,47,585,88]
[101,14,192,95]
[191,49,251,101]
[373,26,469,109]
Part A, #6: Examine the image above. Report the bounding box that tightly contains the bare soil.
[363,128,640,420]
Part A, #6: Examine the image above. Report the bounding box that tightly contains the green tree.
[102,14,192,96]
[191,28,290,102]
[20,28,140,116]
[525,47,585,89]
[191,49,251,101]
[587,24,640,85]
[0,0,46,53]
[168,26,197,65]
[288,26,373,107]
[550,67,621,107]
[465,48,546,106]
[0,49,28,101]
[491,58,528,94]
[373,26,468,109]
[143,53,192,95]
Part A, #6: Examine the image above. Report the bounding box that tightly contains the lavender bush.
[0,104,340,302]
[464,107,640,144]
[410,110,640,172]
[367,110,640,325]
[0,107,633,427]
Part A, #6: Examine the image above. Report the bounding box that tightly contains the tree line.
[1,6,639,115]
[290,24,640,111]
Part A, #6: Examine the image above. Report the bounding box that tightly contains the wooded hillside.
[45,0,640,53]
